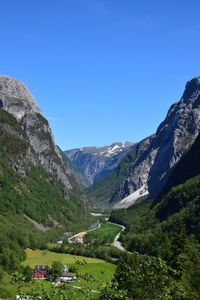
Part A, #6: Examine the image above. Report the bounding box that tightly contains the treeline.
[100,244,200,300]
[0,110,94,282]
[107,174,200,298]
[49,243,122,262]
[110,175,200,254]
[0,214,63,271]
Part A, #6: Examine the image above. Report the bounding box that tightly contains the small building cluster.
[55,272,77,283]
[74,236,84,244]
[32,264,77,283]
[56,232,73,244]
[32,265,48,279]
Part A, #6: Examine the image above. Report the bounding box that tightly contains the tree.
[99,282,129,300]
[101,252,187,300]
[165,216,187,277]
[0,266,4,282]
[22,265,33,282]
[48,261,63,280]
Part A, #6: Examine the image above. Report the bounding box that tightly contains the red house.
[32,265,48,279]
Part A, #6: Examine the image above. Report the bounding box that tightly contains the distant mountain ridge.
[64,142,135,185]
[88,76,200,208]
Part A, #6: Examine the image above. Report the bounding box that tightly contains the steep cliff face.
[112,76,200,207]
[0,76,93,230]
[154,132,200,205]
[0,75,72,192]
[88,76,200,208]
[65,142,134,184]
[147,77,200,196]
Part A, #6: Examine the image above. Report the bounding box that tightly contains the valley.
[0,220,124,299]
[1,249,116,300]
[1,75,200,299]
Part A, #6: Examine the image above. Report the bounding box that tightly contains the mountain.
[0,76,93,240]
[108,111,200,299]
[64,142,135,185]
[0,75,73,192]
[153,131,200,220]
[155,132,200,201]
[108,136,200,299]
[86,136,153,206]
[59,147,91,188]
[88,76,200,208]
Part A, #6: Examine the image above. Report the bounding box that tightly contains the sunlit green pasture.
[22,249,116,296]
[84,223,122,243]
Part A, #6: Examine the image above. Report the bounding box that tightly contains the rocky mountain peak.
[0,75,72,191]
[92,76,200,209]
[0,75,41,121]
[182,76,200,102]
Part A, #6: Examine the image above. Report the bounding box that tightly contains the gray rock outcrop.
[111,76,200,207]
[0,75,72,191]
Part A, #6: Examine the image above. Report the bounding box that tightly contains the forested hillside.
[0,105,94,277]
[107,133,200,299]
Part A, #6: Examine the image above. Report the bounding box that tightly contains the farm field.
[23,248,110,265]
[84,222,122,244]
[20,249,116,299]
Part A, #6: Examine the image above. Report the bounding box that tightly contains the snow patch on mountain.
[64,142,135,184]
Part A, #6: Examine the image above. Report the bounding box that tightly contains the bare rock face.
[148,76,200,196]
[110,134,155,203]
[111,76,200,207]
[0,75,72,190]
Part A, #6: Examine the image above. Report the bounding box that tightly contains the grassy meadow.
[84,223,122,244]
[22,249,116,297]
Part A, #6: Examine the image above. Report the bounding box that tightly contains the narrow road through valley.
[68,220,127,252]
[68,223,101,243]
[107,222,126,251]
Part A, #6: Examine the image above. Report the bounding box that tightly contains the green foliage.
[0,286,12,298]
[19,249,116,299]
[164,217,187,277]
[48,261,63,279]
[101,252,194,300]
[0,109,94,279]
[109,199,163,254]
[99,282,129,300]
[49,243,122,262]
[18,281,69,300]
[156,174,200,221]
[22,265,33,282]
[108,172,200,299]
[0,266,3,282]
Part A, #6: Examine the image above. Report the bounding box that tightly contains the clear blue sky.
[1,0,200,150]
